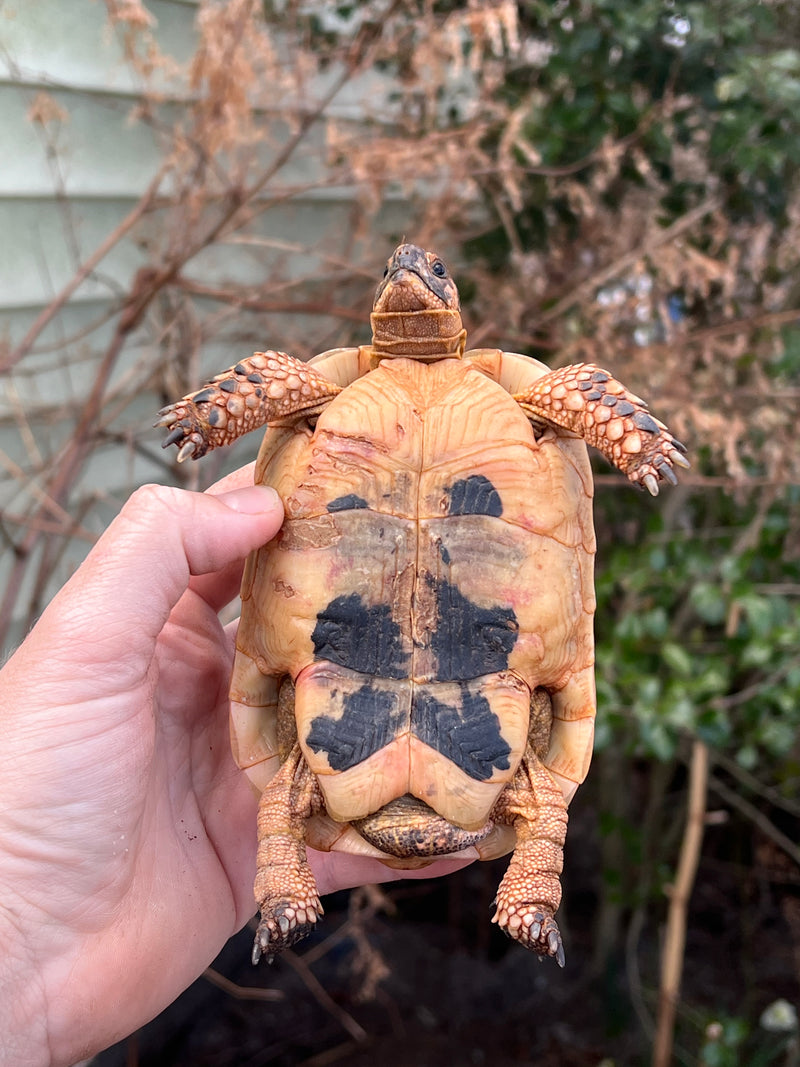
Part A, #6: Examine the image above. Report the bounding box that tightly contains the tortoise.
[157,243,688,966]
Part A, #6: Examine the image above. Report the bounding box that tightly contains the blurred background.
[1,1,798,1063]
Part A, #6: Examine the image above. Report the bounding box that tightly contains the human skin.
[0,468,471,1067]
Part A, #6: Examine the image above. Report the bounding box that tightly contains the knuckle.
[124,483,189,529]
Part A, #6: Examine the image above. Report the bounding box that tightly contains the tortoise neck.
[369,309,466,361]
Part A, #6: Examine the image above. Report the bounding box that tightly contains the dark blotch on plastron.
[446,474,503,518]
[427,577,518,681]
[326,494,369,512]
[306,684,407,771]
[412,687,511,780]
[312,594,408,678]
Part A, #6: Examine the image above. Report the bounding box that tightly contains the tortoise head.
[370,244,467,360]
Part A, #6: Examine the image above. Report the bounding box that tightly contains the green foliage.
[699,1016,750,1067]
[698,1008,797,1067]
[594,488,800,777]
[491,0,800,252]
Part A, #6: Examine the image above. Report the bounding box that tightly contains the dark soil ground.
[92,795,799,1067]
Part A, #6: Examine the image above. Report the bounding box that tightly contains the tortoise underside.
[231,356,597,851]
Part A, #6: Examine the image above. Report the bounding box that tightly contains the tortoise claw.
[670,448,691,468]
[155,409,180,428]
[660,463,679,486]
[548,928,566,967]
[177,440,197,463]
[643,473,659,497]
[161,426,186,449]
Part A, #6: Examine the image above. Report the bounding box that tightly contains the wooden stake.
[652,739,709,1067]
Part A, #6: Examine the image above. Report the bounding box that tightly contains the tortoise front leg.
[252,741,326,963]
[514,363,689,495]
[491,746,569,965]
[156,350,342,460]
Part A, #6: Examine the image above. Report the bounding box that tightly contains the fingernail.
[218,485,282,515]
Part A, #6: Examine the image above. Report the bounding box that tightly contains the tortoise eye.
[432,260,446,278]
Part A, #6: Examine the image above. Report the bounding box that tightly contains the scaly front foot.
[155,350,341,460]
[514,363,689,495]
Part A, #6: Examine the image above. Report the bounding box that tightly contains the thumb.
[28,483,284,668]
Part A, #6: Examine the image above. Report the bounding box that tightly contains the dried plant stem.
[0,311,132,642]
[282,950,368,1044]
[201,967,283,1002]
[175,278,369,324]
[0,9,387,647]
[710,750,800,819]
[711,654,800,714]
[652,739,709,1067]
[675,306,800,345]
[708,774,800,868]
[539,194,721,326]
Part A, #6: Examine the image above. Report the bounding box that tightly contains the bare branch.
[201,967,283,1002]
[708,774,800,869]
[282,949,369,1044]
[1,168,167,373]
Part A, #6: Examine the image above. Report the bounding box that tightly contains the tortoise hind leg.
[490,743,568,965]
[513,363,689,495]
[252,742,326,963]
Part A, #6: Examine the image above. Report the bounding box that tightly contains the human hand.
[0,471,471,1067]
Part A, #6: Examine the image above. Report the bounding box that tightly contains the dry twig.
[281,950,368,1044]
[708,775,800,869]
[202,967,283,1002]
